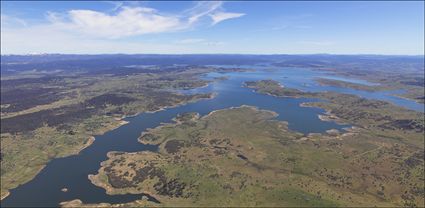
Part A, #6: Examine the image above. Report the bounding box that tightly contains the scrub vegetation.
[89,102,424,207]
[0,65,221,199]
[1,54,423,206]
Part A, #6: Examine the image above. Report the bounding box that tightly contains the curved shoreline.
[1,192,10,201]
[1,92,216,202]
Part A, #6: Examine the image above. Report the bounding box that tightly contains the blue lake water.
[205,65,423,112]
[1,66,422,207]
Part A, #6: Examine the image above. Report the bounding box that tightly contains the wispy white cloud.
[1,24,188,54]
[106,1,124,12]
[1,1,243,54]
[209,12,245,25]
[41,1,245,39]
[61,7,182,38]
[187,1,222,24]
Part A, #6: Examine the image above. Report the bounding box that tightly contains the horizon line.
[1,53,424,56]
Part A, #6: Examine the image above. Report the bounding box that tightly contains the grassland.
[1,55,423,206]
[0,65,221,199]
[246,80,424,144]
[88,100,424,207]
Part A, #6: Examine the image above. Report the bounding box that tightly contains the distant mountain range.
[1,54,424,76]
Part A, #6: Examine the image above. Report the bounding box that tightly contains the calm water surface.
[2,66,422,207]
[207,65,423,112]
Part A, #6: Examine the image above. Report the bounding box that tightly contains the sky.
[1,1,424,55]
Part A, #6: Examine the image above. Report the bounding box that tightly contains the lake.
[1,66,422,207]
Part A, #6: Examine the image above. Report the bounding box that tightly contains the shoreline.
[74,136,95,155]
[1,192,10,201]
[139,105,280,145]
[244,83,305,99]
[300,102,350,126]
[317,110,349,125]
[124,93,216,118]
[88,167,161,201]
[1,91,215,202]
[1,162,47,201]
[314,77,379,92]
[391,93,425,105]
[2,116,133,202]
[116,93,217,145]
[1,136,97,201]
[204,105,279,119]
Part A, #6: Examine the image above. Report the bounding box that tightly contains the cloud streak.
[1,1,245,53]
[63,7,182,38]
[209,12,245,25]
[44,1,245,39]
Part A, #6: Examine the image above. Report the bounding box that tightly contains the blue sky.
[1,1,423,55]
